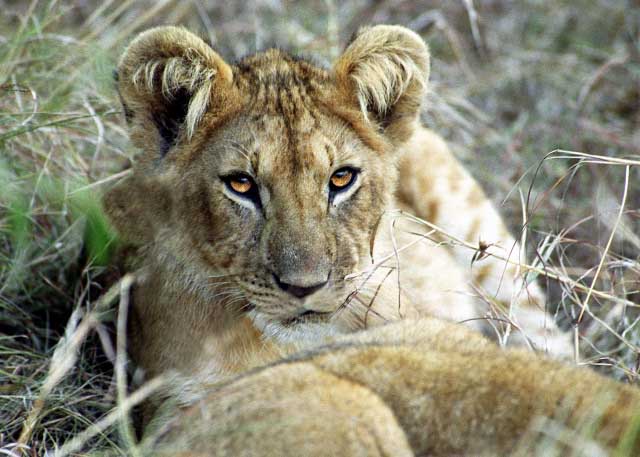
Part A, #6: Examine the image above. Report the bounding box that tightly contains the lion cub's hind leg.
[150,363,413,457]
[395,127,572,357]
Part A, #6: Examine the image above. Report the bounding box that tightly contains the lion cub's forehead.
[235,49,331,92]
[211,49,364,178]
[216,111,360,185]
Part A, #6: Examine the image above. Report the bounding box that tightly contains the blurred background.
[1,0,639,454]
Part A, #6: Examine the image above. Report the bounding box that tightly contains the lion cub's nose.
[273,274,328,299]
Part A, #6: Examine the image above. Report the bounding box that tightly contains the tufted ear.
[116,26,234,159]
[333,25,430,145]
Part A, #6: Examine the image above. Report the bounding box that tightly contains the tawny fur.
[148,320,640,456]
[100,25,622,455]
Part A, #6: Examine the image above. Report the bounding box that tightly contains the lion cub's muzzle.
[272,272,329,299]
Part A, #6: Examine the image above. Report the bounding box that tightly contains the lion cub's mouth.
[285,309,334,325]
[247,307,342,346]
[244,304,334,327]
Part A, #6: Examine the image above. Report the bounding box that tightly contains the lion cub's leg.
[150,320,639,456]
[313,320,640,456]
[315,344,640,455]
[149,363,413,457]
[395,127,572,357]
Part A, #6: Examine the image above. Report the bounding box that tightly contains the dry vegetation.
[1,0,639,455]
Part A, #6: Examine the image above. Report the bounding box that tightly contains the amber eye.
[329,167,357,192]
[222,173,261,207]
[228,176,253,194]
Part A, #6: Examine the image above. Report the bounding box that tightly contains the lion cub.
[103,24,640,456]
[106,23,575,383]
[106,24,571,388]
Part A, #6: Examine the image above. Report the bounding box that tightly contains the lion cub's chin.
[248,309,348,348]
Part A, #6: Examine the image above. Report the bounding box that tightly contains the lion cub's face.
[106,26,429,339]
[191,107,388,325]
[167,98,393,335]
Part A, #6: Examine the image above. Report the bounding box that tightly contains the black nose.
[273,274,328,299]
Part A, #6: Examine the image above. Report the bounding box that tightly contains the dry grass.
[0,0,638,455]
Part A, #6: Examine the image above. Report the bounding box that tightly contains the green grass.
[0,0,639,455]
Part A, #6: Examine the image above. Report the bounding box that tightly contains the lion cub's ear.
[334,25,430,145]
[116,26,234,159]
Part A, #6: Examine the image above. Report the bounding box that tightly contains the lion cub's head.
[105,25,429,339]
